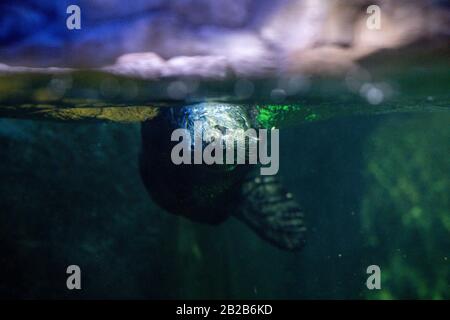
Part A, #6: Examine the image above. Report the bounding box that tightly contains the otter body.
[140,103,306,251]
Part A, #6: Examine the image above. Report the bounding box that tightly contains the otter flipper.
[234,174,307,251]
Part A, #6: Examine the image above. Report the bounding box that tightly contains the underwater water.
[0,64,448,299]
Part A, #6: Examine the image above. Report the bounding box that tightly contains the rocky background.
[1,0,449,78]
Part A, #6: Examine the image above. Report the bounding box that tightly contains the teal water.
[0,65,448,299]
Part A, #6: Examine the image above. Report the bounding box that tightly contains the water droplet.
[167,81,188,100]
[270,88,286,102]
[366,87,384,105]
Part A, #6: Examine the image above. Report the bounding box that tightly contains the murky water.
[0,63,448,299]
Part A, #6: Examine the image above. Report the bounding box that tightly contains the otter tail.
[234,174,307,251]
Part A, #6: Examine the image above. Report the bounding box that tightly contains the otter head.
[169,103,259,171]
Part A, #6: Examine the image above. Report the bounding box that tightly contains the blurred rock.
[0,0,448,78]
[171,0,252,28]
[103,52,166,78]
[80,0,166,22]
[103,52,229,79]
[164,55,229,78]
